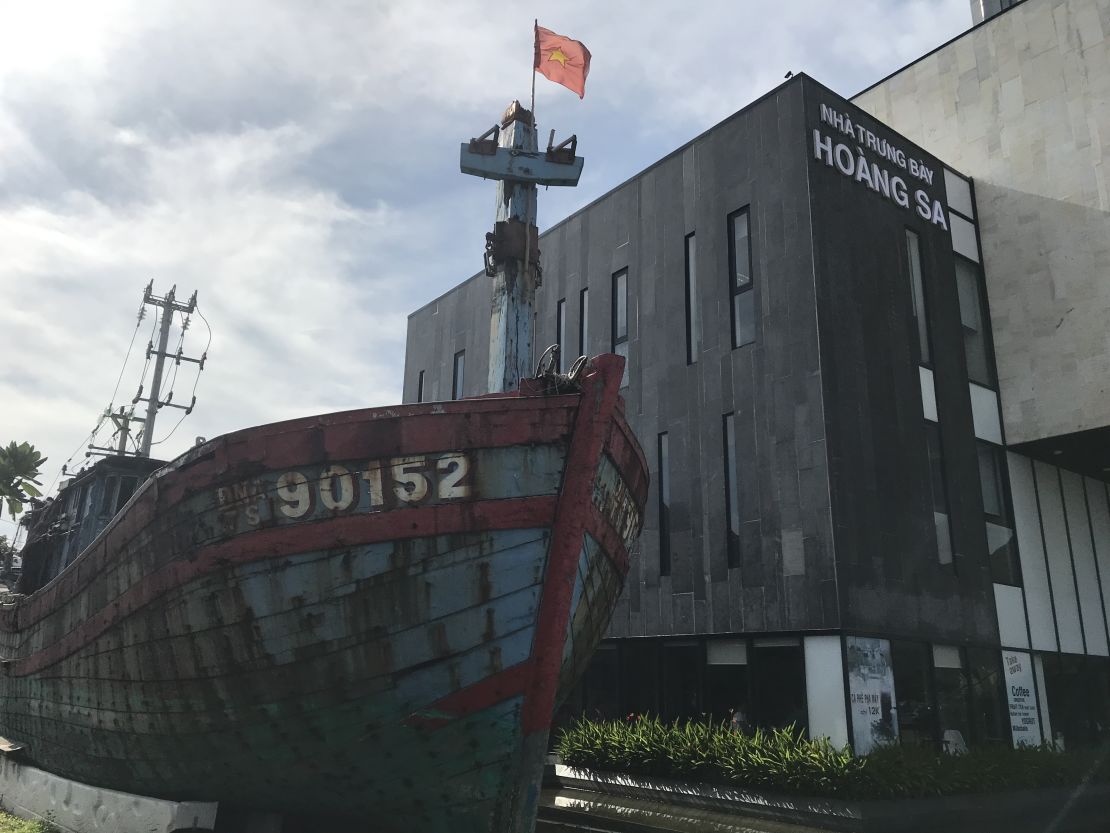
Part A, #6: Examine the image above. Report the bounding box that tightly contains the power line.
[152,302,212,449]
[105,300,146,413]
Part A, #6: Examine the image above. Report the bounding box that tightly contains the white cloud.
[0,0,970,537]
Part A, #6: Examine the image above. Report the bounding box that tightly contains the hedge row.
[554,717,1110,800]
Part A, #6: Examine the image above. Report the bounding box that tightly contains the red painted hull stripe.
[521,354,626,734]
[12,496,557,676]
[402,661,532,730]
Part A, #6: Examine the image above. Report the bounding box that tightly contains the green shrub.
[555,717,1110,800]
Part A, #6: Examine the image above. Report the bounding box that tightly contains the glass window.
[115,477,138,512]
[706,640,749,725]
[582,645,620,720]
[728,209,755,348]
[662,642,701,721]
[933,645,971,753]
[925,423,954,566]
[416,370,424,403]
[906,229,931,365]
[612,269,629,387]
[556,298,567,372]
[750,641,807,732]
[1041,655,1110,750]
[99,476,119,515]
[978,442,1021,585]
[74,484,90,522]
[658,432,671,577]
[955,257,994,386]
[723,413,741,569]
[579,288,589,358]
[685,232,700,364]
[967,648,1009,746]
[891,640,937,747]
[452,350,465,400]
[621,640,658,718]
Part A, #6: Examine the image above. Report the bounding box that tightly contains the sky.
[0,0,971,539]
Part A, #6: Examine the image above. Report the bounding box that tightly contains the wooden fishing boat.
[5,353,646,831]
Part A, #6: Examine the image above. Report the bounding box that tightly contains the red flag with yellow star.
[534,25,591,98]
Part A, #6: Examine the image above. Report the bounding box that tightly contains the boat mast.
[460,104,584,393]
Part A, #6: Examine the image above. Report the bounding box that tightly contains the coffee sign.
[1002,650,1041,747]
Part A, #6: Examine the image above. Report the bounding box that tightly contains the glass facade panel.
[925,423,953,566]
[730,210,751,290]
[933,648,971,753]
[582,645,620,720]
[556,298,566,371]
[750,643,807,732]
[1042,655,1110,749]
[612,269,629,387]
[622,640,659,718]
[452,350,465,400]
[662,643,701,721]
[579,288,589,357]
[978,442,1021,585]
[723,413,741,568]
[967,647,1009,745]
[416,370,424,403]
[906,229,931,365]
[613,270,627,341]
[728,208,755,348]
[891,640,937,746]
[955,257,993,386]
[658,432,671,577]
[685,232,699,364]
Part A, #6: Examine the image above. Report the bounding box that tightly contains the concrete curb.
[0,757,217,833]
[548,763,1110,833]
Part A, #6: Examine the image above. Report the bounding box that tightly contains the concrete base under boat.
[0,756,218,833]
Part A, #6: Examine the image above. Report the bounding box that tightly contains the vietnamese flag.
[534,25,591,99]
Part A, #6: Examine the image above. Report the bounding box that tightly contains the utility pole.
[86,406,142,459]
[132,281,203,457]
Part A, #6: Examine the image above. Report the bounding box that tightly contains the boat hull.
[0,355,646,831]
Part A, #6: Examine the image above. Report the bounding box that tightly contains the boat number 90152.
[275,453,471,518]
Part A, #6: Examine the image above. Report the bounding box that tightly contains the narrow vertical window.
[925,422,954,566]
[416,370,425,403]
[612,269,629,387]
[556,298,567,372]
[978,442,1021,585]
[955,257,994,387]
[452,350,465,400]
[658,432,671,576]
[728,208,755,348]
[723,413,741,568]
[906,229,931,365]
[579,288,589,358]
[685,232,700,364]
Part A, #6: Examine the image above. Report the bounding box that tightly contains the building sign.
[1002,650,1041,747]
[813,104,948,230]
[846,636,898,754]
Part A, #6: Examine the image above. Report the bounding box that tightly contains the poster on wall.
[846,636,898,754]
[1002,650,1041,747]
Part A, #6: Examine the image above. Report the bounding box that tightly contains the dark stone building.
[405,56,1110,751]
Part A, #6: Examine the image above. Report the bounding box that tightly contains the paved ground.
[537,789,836,833]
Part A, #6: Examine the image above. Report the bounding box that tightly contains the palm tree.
[0,441,47,519]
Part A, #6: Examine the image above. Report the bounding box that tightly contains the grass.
[556,716,1110,800]
[0,809,56,833]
